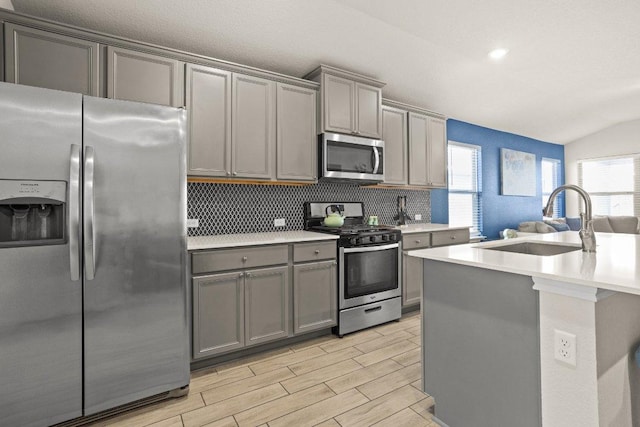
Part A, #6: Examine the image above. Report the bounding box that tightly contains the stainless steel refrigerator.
[0,82,190,427]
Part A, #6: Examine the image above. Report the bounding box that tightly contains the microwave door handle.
[69,144,81,281]
[83,146,96,280]
[372,147,380,174]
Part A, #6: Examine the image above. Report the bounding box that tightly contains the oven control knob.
[358,236,369,245]
[389,234,396,242]
[350,238,358,246]
[381,234,389,241]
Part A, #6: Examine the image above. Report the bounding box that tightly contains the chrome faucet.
[543,184,596,252]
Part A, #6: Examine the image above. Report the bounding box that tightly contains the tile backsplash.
[187,181,431,236]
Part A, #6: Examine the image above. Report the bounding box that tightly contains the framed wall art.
[501,148,536,196]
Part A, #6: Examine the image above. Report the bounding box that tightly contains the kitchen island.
[409,231,640,427]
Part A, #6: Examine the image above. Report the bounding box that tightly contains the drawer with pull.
[402,232,431,250]
[293,241,337,263]
[192,244,288,274]
[431,228,470,247]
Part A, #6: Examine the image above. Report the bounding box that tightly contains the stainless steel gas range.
[304,202,402,337]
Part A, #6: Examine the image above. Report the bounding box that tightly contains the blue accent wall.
[431,119,565,239]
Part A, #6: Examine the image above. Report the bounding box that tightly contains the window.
[578,155,640,216]
[542,158,562,218]
[448,142,482,236]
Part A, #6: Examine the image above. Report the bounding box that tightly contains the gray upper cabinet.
[305,65,385,139]
[355,83,382,138]
[293,260,337,334]
[107,46,184,107]
[408,112,448,187]
[408,112,429,186]
[232,74,276,179]
[276,83,317,181]
[427,117,448,188]
[192,272,244,359]
[4,23,99,95]
[244,266,289,346]
[382,105,408,185]
[186,64,232,177]
[323,74,355,134]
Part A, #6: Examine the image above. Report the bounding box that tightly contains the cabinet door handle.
[245,272,251,278]
[451,235,456,240]
[415,240,421,244]
[238,273,244,278]
[226,171,231,176]
[232,172,238,176]
[242,256,248,262]
[314,249,320,254]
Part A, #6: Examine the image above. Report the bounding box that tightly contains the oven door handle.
[343,243,399,253]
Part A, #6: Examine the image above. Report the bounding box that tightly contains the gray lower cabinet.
[192,265,290,359]
[244,266,289,346]
[193,271,244,359]
[276,83,317,181]
[401,230,470,307]
[232,73,276,179]
[402,254,423,307]
[293,260,337,334]
[107,45,184,107]
[4,23,100,95]
[381,105,408,185]
[185,63,232,177]
[402,232,431,308]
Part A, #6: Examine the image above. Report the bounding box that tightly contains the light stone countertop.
[408,231,640,295]
[394,223,470,234]
[188,230,339,251]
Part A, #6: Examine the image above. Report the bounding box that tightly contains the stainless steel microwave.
[319,132,385,183]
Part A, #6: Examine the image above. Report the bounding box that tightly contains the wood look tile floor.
[88,312,436,427]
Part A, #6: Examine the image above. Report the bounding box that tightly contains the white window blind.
[578,155,640,216]
[542,158,562,218]
[448,141,482,236]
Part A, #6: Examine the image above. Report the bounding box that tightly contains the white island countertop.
[188,230,338,251]
[394,223,469,234]
[408,231,640,295]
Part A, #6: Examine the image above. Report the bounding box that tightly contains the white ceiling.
[9,0,640,144]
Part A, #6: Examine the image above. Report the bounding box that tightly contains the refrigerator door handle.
[84,146,96,280]
[69,144,81,281]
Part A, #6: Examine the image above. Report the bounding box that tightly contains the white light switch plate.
[415,214,422,221]
[187,218,199,228]
[274,218,286,227]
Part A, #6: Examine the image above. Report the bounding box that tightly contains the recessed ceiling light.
[489,48,509,60]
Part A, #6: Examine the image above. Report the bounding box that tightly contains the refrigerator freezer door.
[0,82,83,426]
[82,96,189,414]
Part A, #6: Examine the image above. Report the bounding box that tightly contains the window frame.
[541,157,562,218]
[447,141,483,237]
[577,154,640,217]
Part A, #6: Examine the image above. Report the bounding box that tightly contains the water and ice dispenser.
[0,180,66,247]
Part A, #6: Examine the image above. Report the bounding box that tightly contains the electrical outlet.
[274,218,286,227]
[554,329,577,367]
[187,218,199,228]
[415,214,422,221]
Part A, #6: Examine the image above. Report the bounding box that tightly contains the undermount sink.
[483,241,582,256]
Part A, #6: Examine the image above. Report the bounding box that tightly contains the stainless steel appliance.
[319,132,385,183]
[0,82,189,427]
[304,202,401,336]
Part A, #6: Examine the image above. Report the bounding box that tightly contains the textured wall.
[432,119,565,239]
[188,181,431,236]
